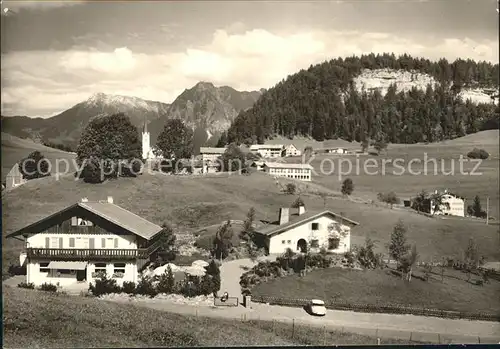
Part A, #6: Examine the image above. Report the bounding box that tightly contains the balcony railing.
[27,248,151,260]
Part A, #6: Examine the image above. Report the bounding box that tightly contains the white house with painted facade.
[254,206,359,255]
[249,144,284,158]
[7,197,164,287]
[430,190,465,217]
[263,162,313,181]
[284,144,301,157]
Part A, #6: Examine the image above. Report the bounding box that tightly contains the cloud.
[2,0,86,12]
[1,28,498,117]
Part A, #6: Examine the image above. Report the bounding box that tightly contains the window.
[311,223,319,230]
[328,237,340,250]
[40,262,49,273]
[311,239,319,248]
[287,240,291,244]
[50,237,60,248]
[113,263,126,274]
[58,269,74,275]
[69,237,75,248]
[282,240,286,244]
[94,263,107,277]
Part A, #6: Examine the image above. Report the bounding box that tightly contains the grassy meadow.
[1,132,77,182]
[251,265,500,314]
[3,286,422,347]
[2,169,499,278]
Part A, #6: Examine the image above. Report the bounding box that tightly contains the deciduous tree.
[19,151,51,180]
[341,178,354,196]
[156,119,194,160]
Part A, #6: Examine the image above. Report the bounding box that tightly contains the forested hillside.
[225,53,499,145]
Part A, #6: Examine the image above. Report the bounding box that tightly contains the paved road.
[214,257,500,344]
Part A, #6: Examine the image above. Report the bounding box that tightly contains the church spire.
[142,117,148,134]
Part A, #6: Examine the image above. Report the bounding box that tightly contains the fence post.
[438,333,441,344]
[409,332,412,341]
[478,336,480,344]
[292,318,295,339]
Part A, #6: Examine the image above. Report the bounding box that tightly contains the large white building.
[263,162,313,181]
[430,190,465,217]
[249,144,284,158]
[254,206,359,255]
[7,197,164,287]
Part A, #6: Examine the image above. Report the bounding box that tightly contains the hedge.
[251,295,500,322]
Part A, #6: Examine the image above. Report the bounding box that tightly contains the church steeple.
[142,117,148,134]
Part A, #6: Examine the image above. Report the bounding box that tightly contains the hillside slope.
[1,132,77,183]
[3,171,499,272]
[226,53,499,145]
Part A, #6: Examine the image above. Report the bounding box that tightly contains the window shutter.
[71,217,77,225]
[69,238,75,248]
[89,238,95,249]
[114,238,118,248]
[59,237,63,248]
[101,238,106,248]
[45,237,50,248]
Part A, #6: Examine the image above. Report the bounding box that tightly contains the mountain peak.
[193,81,216,90]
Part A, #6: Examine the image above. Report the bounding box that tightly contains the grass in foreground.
[3,286,421,348]
[251,266,500,314]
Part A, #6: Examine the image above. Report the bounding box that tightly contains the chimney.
[279,208,289,225]
[107,196,114,204]
[81,197,88,203]
[298,205,306,215]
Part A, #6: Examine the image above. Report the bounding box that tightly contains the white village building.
[254,205,359,255]
[249,144,284,158]
[199,147,226,173]
[263,162,313,181]
[7,197,165,287]
[430,189,465,217]
[284,144,302,157]
[3,163,27,191]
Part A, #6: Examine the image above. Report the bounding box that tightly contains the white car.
[306,299,327,316]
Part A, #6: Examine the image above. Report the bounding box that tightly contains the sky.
[1,0,498,117]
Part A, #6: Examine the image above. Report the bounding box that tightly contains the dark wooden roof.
[6,201,163,240]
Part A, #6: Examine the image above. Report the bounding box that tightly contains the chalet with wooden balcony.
[6,196,166,287]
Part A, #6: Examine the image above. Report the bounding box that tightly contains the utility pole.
[486,196,489,225]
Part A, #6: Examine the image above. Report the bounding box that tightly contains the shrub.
[467,148,489,160]
[122,281,136,294]
[39,283,58,292]
[136,275,158,298]
[285,183,296,195]
[377,191,400,208]
[89,274,121,297]
[156,266,175,294]
[17,282,35,289]
[355,238,384,269]
[341,178,354,196]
